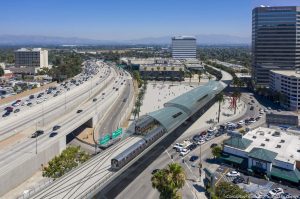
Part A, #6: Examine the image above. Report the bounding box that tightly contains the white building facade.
[171,36,196,59]
[270,70,300,111]
[14,48,48,75]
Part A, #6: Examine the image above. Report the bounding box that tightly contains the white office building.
[14,48,48,75]
[171,36,196,59]
[270,70,300,111]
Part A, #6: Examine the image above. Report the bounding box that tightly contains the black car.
[93,98,97,102]
[151,169,160,175]
[49,132,58,137]
[193,135,202,142]
[29,95,35,99]
[77,110,83,113]
[2,112,10,117]
[53,125,61,131]
[250,106,254,110]
[31,130,44,138]
[232,176,245,184]
[188,144,197,151]
[53,93,58,97]
[189,156,199,162]
[14,109,20,113]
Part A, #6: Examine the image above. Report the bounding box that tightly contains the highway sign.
[99,134,110,145]
[112,128,122,139]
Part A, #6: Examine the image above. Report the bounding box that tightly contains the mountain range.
[0,34,250,46]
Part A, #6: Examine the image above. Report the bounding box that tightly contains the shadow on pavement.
[193,184,206,193]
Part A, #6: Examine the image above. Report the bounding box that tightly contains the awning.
[220,153,244,165]
[271,167,300,184]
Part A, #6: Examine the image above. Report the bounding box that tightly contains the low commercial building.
[121,58,185,81]
[222,127,300,184]
[270,70,300,111]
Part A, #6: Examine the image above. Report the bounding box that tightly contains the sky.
[0,0,299,40]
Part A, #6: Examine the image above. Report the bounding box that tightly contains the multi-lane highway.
[0,61,112,141]
[0,60,135,197]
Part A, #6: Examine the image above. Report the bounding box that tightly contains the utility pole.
[35,121,38,155]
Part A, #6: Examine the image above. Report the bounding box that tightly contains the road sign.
[99,134,110,145]
[112,128,122,139]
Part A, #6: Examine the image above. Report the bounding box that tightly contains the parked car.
[189,156,199,162]
[226,170,240,177]
[14,109,20,113]
[2,112,10,117]
[29,95,35,99]
[197,140,205,145]
[188,143,197,151]
[93,98,97,102]
[232,176,245,184]
[77,110,83,113]
[268,188,284,197]
[179,149,190,156]
[281,193,293,199]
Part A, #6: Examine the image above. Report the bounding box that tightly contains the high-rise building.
[171,36,196,59]
[252,6,300,86]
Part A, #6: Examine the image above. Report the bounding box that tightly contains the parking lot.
[214,165,300,198]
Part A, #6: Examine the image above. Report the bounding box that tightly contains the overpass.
[0,61,134,197]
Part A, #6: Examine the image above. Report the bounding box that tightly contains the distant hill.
[0,34,250,46]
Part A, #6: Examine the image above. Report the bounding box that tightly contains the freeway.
[0,67,127,169]
[0,61,136,197]
[0,61,112,141]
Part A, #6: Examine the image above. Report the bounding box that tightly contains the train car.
[111,139,146,170]
[143,126,165,146]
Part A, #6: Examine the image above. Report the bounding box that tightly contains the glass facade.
[252,6,300,86]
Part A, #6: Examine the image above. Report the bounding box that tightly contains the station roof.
[164,81,225,115]
[148,106,189,133]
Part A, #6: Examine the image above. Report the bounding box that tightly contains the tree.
[179,68,183,83]
[215,182,250,199]
[208,74,213,81]
[42,146,90,179]
[197,71,202,85]
[151,163,186,199]
[163,66,167,82]
[0,67,4,76]
[212,146,222,159]
[216,92,225,123]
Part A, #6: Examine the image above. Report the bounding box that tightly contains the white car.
[198,140,205,145]
[173,143,184,150]
[226,170,240,177]
[268,188,284,197]
[238,120,244,125]
[179,149,190,156]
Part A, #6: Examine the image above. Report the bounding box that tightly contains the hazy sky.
[0,0,299,40]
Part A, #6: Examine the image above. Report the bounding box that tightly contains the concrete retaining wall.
[0,137,66,196]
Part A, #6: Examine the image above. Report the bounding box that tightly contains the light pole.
[35,121,38,155]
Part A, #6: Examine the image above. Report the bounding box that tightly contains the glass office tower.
[252,6,300,86]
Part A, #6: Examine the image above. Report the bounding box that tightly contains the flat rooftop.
[243,127,300,164]
[270,70,300,78]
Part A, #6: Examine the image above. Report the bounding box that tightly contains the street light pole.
[35,121,38,155]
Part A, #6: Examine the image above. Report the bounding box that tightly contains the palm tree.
[156,66,160,81]
[208,74,213,81]
[171,66,175,85]
[151,163,186,199]
[216,92,225,123]
[163,66,167,82]
[179,68,183,83]
[232,91,241,114]
[197,71,202,85]
[189,72,192,85]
